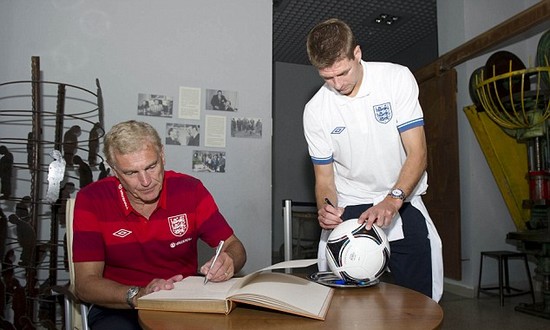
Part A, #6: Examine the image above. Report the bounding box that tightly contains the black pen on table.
[204,240,224,285]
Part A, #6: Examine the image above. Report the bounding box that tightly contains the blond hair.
[104,120,162,167]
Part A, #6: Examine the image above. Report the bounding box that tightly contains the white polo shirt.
[303,61,428,206]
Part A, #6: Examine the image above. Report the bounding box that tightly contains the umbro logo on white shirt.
[331,127,346,134]
[113,229,132,238]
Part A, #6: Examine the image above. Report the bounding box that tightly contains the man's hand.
[142,274,184,295]
[318,203,344,229]
[200,251,235,282]
[358,197,402,230]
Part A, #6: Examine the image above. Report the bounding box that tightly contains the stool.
[477,251,535,306]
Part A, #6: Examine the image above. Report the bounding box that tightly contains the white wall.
[438,0,544,295]
[0,0,272,274]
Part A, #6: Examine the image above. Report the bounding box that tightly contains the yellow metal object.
[476,66,550,130]
[464,105,529,231]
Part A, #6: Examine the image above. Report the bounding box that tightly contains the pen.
[324,197,335,207]
[204,240,224,285]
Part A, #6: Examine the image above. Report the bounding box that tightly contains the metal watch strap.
[126,286,140,309]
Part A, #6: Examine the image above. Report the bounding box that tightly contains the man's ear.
[107,162,119,179]
[354,45,362,62]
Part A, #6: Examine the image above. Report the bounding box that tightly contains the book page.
[228,272,333,319]
[140,260,318,301]
[230,259,318,291]
[139,276,238,301]
[260,259,317,271]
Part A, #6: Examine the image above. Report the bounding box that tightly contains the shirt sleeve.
[194,181,234,247]
[393,65,424,133]
[303,97,334,165]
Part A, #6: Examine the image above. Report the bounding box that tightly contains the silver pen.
[204,240,224,285]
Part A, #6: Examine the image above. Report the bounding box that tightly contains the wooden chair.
[52,198,89,330]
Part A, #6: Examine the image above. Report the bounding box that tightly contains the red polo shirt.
[72,170,234,286]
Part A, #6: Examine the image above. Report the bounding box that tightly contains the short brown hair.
[306,18,357,69]
[104,120,162,167]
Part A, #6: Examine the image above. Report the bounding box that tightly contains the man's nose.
[138,171,152,186]
[332,76,343,90]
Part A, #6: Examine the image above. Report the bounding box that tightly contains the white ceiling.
[273,0,437,65]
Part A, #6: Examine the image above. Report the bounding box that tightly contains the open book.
[137,259,334,320]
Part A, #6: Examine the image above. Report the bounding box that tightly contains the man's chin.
[336,87,352,96]
[135,191,161,203]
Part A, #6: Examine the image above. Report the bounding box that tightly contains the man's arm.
[74,261,184,309]
[313,163,343,229]
[359,125,427,229]
[393,125,428,196]
[74,261,134,309]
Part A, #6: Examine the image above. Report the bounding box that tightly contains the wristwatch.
[126,286,140,309]
[388,188,406,201]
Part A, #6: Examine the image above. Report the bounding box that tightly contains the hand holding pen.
[203,240,225,285]
[319,197,343,229]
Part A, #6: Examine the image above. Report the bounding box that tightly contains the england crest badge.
[168,214,188,237]
[373,102,392,124]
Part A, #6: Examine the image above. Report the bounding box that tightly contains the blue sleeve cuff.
[311,156,333,165]
[397,118,424,133]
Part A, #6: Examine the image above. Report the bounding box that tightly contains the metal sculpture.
[0,57,104,328]
[45,150,66,204]
[62,125,81,166]
[0,145,13,200]
[73,155,93,188]
[88,122,103,167]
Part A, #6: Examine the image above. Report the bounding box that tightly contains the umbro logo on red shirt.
[113,229,132,238]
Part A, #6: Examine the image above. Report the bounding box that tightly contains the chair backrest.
[66,198,76,292]
[65,198,87,330]
[282,199,319,261]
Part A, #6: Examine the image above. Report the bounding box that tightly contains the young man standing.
[303,18,443,301]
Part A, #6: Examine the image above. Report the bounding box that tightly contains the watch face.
[390,189,405,199]
[128,287,139,297]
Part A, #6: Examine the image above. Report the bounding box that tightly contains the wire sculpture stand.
[0,57,104,329]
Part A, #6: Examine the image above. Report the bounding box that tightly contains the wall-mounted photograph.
[231,117,262,138]
[192,150,226,173]
[205,88,238,111]
[165,123,200,146]
[138,93,174,117]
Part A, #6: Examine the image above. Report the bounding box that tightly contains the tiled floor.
[439,291,549,329]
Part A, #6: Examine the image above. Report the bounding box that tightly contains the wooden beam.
[415,0,550,83]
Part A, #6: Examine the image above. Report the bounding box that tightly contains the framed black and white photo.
[165,123,200,146]
[205,88,238,111]
[138,93,174,117]
[192,150,226,173]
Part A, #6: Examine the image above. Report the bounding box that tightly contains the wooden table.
[139,282,443,330]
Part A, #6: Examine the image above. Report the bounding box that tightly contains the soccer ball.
[326,219,390,283]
